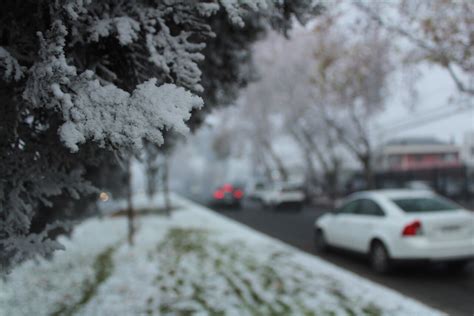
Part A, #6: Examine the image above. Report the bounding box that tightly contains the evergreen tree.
[0,0,320,272]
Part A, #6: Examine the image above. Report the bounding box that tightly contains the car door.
[326,200,360,248]
[344,198,386,253]
[261,182,276,205]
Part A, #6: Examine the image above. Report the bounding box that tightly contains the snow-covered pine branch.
[0,47,25,82]
[23,20,203,152]
[0,0,320,273]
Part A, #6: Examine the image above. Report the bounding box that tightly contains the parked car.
[248,181,305,210]
[211,183,244,208]
[404,180,433,191]
[314,189,474,273]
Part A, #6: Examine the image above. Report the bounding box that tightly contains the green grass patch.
[152,228,385,316]
[362,304,382,316]
[50,244,119,316]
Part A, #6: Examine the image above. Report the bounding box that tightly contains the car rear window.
[392,197,459,213]
[282,185,301,192]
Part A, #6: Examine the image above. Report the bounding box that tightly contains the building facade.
[378,137,462,171]
[460,131,474,167]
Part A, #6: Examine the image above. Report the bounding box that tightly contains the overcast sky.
[375,64,473,145]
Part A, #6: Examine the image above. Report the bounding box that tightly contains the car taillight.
[233,189,243,199]
[213,190,224,200]
[402,220,422,237]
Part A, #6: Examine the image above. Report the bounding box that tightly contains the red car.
[212,183,244,208]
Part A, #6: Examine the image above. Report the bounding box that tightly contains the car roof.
[349,189,435,200]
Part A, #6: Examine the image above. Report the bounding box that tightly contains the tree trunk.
[262,162,273,181]
[146,165,158,202]
[298,128,340,198]
[295,136,318,199]
[163,155,171,216]
[303,149,318,184]
[263,141,288,181]
[361,155,375,189]
[290,128,318,185]
[258,151,274,181]
[325,162,340,200]
[126,159,135,245]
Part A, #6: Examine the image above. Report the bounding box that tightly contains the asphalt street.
[210,202,474,316]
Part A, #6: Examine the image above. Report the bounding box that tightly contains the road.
[210,202,474,316]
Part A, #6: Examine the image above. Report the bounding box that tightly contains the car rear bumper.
[391,237,474,260]
[274,201,303,210]
[212,198,241,207]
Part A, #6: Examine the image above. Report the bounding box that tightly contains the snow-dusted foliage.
[88,17,141,46]
[0,48,24,82]
[22,20,203,153]
[0,0,320,272]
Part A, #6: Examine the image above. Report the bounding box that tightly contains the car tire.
[314,229,328,253]
[370,241,392,274]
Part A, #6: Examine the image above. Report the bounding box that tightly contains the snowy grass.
[50,244,117,316]
[0,194,444,316]
[153,227,383,315]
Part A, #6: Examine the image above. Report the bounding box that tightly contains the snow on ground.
[1,194,445,316]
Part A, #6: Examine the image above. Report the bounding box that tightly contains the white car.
[314,189,474,273]
[249,181,305,210]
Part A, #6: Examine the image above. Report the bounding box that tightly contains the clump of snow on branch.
[219,0,269,27]
[63,0,93,20]
[89,17,141,45]
[0,47,24,81]
[59,77,203,152]
[3,223,66,268]
[23,21,76,111]
[24,20,202,153]
[146,19,206,92]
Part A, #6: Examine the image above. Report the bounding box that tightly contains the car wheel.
[314,229,328,253]
[370,241,392,274]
